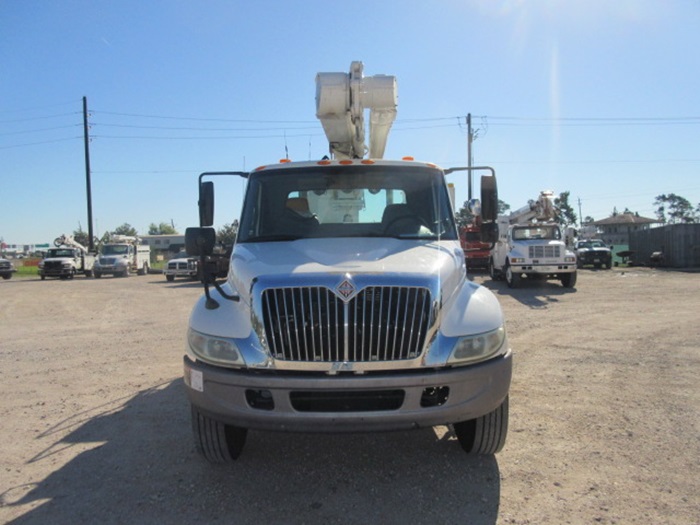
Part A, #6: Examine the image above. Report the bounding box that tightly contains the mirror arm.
[200,254,239,310]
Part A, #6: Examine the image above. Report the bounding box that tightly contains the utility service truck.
[183,62,512,463]
[94,235,151,277]
[38,234,96,280]
[489,190,577,288]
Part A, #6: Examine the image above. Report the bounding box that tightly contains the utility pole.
[83,96,95,252]
[577,197,583,228]
[467,113,473,200]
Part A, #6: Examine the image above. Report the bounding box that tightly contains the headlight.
[565,256,576,263]
[187,328,245,367]
[448,326,506,365]
[510,257,525,264]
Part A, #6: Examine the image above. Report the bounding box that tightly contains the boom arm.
[505,190,559,224]
[315,61,397,160]
[54,234,89,254]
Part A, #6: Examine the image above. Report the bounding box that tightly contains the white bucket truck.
[182,62,512,463]
[489,190,577,288]
[38,234,96,280]
[94,235,151,278]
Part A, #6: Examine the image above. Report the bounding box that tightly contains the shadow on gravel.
[480,278,576,309]
[5,380,502,525]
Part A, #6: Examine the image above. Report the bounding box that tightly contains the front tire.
[191,406,247,463]
[561,271,577,288]
[453,396,509,454]
[505,263,520,288]
[489,258,501,281]
[166,274,175,282]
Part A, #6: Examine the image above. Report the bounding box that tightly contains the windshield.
[237,165,458,242]
[577,240,606,249]
[103,245,129,255]
[47,249,77,258]
[512,225,561,241]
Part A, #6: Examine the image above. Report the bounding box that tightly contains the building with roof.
[592,213,658,247]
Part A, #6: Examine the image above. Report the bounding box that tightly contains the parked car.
[575,239,612,269]
[0,257,17,280]
[163,251,198,281]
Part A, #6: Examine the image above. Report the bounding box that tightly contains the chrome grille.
[261,286,431,362]
[529,245,560,258]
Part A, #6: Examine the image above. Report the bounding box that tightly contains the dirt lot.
[1,268,698,524]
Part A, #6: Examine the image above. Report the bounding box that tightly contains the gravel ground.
[0,268,698,524]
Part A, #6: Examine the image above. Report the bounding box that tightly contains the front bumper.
[512,264,575,275]
[164,270,197,277]
[39,268,74,277]
[578,254,612,266]
[184,350,512,432]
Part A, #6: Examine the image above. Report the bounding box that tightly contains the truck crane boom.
[53,234,89,254]
[315,61,397,159]
[505,190,559,225]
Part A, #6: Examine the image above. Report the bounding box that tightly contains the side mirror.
[199,181,215,227]
[480,175,498,222]
[480,222,499,244]
[186,227,216,256]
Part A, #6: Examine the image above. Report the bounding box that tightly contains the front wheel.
[166,274,175,282]
[453,396,509,454]
[505,263,520,288]
[191,406,247,463]
[561,271,577,288]
[489,258,501,281]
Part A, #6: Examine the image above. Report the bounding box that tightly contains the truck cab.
[460,222,491,269]
[181,62,511,463]
[184,159,510,462]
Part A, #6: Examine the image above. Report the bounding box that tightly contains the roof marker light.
[402,156,414,161]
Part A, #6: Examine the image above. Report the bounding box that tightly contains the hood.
[230,238,465,304]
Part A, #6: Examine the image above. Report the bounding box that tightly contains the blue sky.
[2,0,699,245]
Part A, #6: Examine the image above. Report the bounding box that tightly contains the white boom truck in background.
[183,62,512,463]
[94,235,151,277]
[38,234,96,280]
[489,190,577,288]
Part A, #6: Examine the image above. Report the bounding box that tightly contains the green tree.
[582,216,595,225]
[113,223,138,236]
[555,191,577,227]
[217,221,239,246]
[455,199,510,230]
[654,193,697,224]
[148,222,178,235]
[72,225,91,247]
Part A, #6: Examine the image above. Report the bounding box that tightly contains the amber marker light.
[402,156,414,161]
[317,160,332,165]
[361,159,375,164]
[339,159,353,165]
